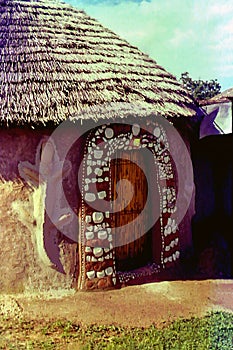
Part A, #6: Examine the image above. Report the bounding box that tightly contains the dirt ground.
[1,280,233,327]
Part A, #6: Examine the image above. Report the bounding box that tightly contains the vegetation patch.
[0,311,232,349]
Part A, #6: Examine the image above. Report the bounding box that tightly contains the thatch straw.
[0,0,198,127]
[200,87,233,106]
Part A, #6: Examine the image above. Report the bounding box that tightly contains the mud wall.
[0,127,80,292]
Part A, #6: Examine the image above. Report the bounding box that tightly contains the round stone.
[153,127,161,138]
[105,128,114,139]
[95,168,103,176]
[105,267,113,276]
[132,124,140,136]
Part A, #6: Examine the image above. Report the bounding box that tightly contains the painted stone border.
[79,122,180,290]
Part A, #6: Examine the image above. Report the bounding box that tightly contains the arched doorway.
[78,123,180,290]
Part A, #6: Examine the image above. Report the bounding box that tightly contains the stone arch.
[78,123,180,290]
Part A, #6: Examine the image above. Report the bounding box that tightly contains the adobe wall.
[0,128,79,292]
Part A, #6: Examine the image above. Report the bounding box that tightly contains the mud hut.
[0,0,201,292]
[199,87,232,138]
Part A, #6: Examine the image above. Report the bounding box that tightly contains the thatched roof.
[200,87,233,106]
[0,0,198,126]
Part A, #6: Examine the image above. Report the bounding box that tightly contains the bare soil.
[1,280,233,327]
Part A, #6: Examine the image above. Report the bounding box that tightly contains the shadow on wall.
[191,133,233,278]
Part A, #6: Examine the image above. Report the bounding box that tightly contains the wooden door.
[111,149,152,271]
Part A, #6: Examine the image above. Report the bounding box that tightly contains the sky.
[64,0,233,92]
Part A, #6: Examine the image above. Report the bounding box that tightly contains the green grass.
[0,311,232,350]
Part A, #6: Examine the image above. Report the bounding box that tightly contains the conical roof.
[0,0,197,126]
[200,87,233,106]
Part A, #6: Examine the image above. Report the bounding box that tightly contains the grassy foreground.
[0,311,233,350]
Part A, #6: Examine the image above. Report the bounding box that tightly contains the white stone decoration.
[105,267,113,276]
[97,271,105,278]
[86,270,95,279]
[153,126,161,138]
[98,230,108,240]
[94,150,103,159]
[94,168,103,176]
[85,215,91,223]
[85,193,96,202]
[80,122,180,289]
[132,124,140,136]
[86,231,94,240]
[87,166,92,175]
[105,127,114,139]
[98,191,106,199]
[93,247,103,257]
[93,212,104,223]
[85,247,92,253]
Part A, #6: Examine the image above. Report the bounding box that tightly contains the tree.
[179,72,221,100]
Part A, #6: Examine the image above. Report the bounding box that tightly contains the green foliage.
[0,311,233,349]
[180,72,221,100]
